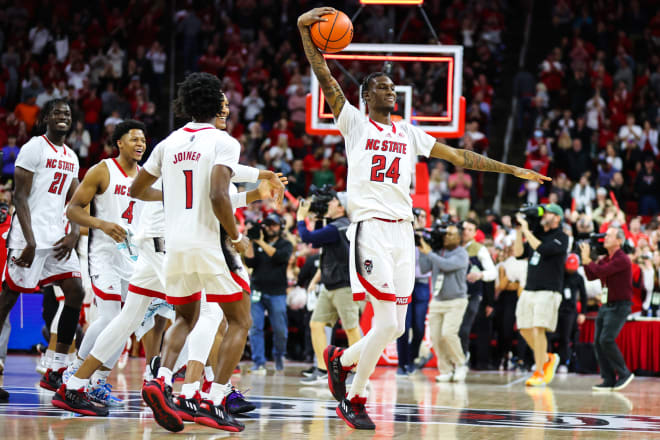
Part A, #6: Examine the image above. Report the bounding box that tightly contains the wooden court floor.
[0,355,659,439]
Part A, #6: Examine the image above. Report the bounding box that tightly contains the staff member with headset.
[580,227,634,391]
[514,203,568,387]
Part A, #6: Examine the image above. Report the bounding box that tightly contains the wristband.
[230,233,243,244]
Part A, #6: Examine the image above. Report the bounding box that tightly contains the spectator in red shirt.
[448,167,472,220]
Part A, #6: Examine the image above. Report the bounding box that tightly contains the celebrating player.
[0,99,85,399]
[298,7,550,430]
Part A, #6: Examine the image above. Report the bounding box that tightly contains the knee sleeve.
[50,300,65,335]
[56,305,81,345]
[188,301,223,364]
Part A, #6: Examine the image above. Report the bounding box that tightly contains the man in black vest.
[296,191,359,385]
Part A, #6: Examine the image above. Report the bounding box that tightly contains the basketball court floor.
[0,355,658,439]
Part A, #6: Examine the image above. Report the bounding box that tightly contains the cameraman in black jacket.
[296,191,359,384]
[245,213,294,373]
[514,203,568,387]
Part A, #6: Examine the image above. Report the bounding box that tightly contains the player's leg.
[141,314,170,370]
[213,291,251,384]
[0,285,20,332]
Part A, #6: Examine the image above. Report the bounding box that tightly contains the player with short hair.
[298,7,550,430]
[130,72,248,433]
[0,99,85,400]
[62,119,146,406]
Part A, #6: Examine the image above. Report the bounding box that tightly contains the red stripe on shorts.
[353,292,366,301]
[92,283,122,301]
[128,283,165,300]
[3,264,40,293]
[356,272,396,302]
[40,271,81,286]
[205,291,243,303]
[230,271,251,294]
[166,291,202,305]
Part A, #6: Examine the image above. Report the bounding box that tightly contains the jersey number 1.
[183,170,193,209]
[370,155,400,184]
[48,172,68,195]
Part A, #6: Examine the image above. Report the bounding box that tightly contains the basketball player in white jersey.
[63,120,146,406]
[298,7,551,429]
[0,99,85,400]
[130,72,249,433]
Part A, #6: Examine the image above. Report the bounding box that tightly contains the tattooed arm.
[298,7,346,118]
[430,141,551,184]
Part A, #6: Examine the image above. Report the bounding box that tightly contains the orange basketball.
[310,10,353,53]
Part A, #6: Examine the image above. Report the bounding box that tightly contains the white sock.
[158,367,173,386]
[52,352,68,370]
[204,366,214,382]
[67,352,77,364]
[45,349,55,368]
[180,381,200,398]
[91,369,111,385]
[71,356,84,370]
[209,382,232,406]
[66,375,88,391]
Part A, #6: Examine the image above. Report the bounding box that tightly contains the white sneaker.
[36,353,47,375]
[452,365,468,382]
[435,371,453,382]
[250,365,267,375]
[557,365,568,374]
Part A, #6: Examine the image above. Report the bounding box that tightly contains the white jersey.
[143,122,240,253]
[336,103,436,222]
[134,179,165,241]
[88,158,143,280]
[9,135,79,249]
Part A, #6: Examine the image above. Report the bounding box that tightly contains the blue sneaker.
[89,380,123,407]
[224,386,256,414]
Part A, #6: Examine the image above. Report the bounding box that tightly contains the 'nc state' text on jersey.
[45,158,76,172]
[114,184,131,196]
[364,139,407,155]
[172,151,201,164]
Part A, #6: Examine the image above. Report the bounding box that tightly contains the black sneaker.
[613,373,634,391]
[52,384,109,416]
[0,386,9,403]
[301,366,316,377]
[324,345,350,402]
[40,367,64,392]
[592,382,614,392]
[194,399,245,432]
[224,386,256,414]
[173,391,201,422]
[336,395,375,430]
[142,378,184,432]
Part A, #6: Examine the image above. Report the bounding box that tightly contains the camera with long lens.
[416,214,455,252]
[514,203,545,232]
[308,184,336,216]
[245,219,263,240]
[576,232,607,256]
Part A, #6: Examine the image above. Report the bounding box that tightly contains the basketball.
[310,10,353,53]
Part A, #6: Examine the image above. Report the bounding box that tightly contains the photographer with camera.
[514,203,568,387]
[418,224,470,382]
[245,213,294,373]
[295,188,360,385]
[580,227,634,391]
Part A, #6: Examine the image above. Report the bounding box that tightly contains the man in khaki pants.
[418,225,470,382]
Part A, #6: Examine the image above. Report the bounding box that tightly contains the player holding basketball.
[298,7,551,430]
[62,120,146,406]
[0,99,85,400]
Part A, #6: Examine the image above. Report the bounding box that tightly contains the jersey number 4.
[121,201,136,224]
[48,172,68,195]
[370,155,400,184]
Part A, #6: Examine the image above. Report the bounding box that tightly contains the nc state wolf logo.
[363,259,373,274]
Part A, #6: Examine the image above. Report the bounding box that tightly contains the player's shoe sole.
[51,385,109,417]
[141,381,184,432]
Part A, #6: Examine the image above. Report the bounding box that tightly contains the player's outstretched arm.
[130,169,163,202]
[67,162,126,243]
[298,7,347,118]
[429,141,551,184]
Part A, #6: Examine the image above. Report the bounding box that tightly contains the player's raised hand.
[260,172,287,206]
[14,244,36,267]
[513,167,552,184]
[100,221,127,243]
[297,7,337,28]
[53,233,77,261]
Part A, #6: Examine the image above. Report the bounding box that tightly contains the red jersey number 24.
[370,155,400,184]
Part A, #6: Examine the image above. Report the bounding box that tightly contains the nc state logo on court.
[364,259,373,274]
